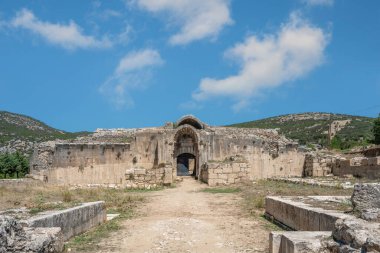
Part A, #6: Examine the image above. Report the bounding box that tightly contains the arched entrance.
[174,126,199,178]
[177,153,196,176]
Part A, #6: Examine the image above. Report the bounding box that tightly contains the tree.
[14,152,29,177]
[0,152,29,178]
[0,153,15,178]
[330,135,343,150]
[374,113,380,144]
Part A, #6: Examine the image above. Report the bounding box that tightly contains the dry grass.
[0,184,145,215]
[0,183,153,252]
[201,187,241,194]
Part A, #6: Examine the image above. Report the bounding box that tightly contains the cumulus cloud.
[192,12,330,111]
[99,49,164,108]
[134,0,233,45]
[11,9,111,50]
[302,0,334,7]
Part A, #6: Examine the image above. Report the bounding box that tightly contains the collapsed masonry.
[303,149,380,179]
[267,183,380,253]
[29,115,305,187]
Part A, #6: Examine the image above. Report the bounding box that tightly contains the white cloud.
[134,0,233,45]
[11,9,111,50]
[99,49,164,108]
[302,0,334,7]
[116,49,163,74]
[193,12,330,111]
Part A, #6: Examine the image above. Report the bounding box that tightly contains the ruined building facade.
[30,116,305,187]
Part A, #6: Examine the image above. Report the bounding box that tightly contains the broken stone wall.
[333,156,380,179]
[303,153,338,177]
[303,153,380,179]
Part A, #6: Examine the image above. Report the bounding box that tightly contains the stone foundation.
[265,196,352,231]
[27,201,106,241]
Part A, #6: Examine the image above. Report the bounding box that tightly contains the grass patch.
[201,187,241,194]
[124,186,165,192]
[65,210,134,252]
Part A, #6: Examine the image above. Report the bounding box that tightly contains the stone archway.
[177,153,196,176]
[174,126,199,178]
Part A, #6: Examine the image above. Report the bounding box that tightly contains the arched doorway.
[174,126,199,178]
[177,153,196,176]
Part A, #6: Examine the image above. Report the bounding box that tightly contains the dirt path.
[95,178,269,253]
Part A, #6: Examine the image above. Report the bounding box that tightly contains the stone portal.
[177,153,196,176]
[174,124,199,178]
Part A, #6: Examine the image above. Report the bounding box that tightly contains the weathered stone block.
[0,216,64,253]
[222,167,233,174]
[333,218,380,251]
[27,201,106,241]
[132,169,143,175]
[213,168,223,174]
[351,183,380,221]
[208,179,216,186]
[217,174,228,180]
[163,166,173,184]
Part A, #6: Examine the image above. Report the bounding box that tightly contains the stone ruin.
[0,215,63,253]
[3,115,380,252]
[267,183,380,253]
[0,201,106,253]
[29,115,305,188]
[303,149,380,179]
[29,115,380,188]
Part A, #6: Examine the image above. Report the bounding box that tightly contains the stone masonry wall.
[303,153,338,177]
[333,156,380,179]
[29,116,308,187]
[201,162,250,186]
[304,153,380,179]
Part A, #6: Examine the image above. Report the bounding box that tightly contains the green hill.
[229,112,375,149]
[0,111,90,154]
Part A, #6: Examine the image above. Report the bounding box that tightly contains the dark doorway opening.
[176,153,196,176]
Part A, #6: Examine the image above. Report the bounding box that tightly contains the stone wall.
[29,116,307,187]
[333,157,380,179]
[201,161,250,186]
[303,153,380,179]
[303,153,338,177]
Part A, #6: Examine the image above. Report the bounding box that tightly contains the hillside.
[229,113,375,149]
[0,111,90,154]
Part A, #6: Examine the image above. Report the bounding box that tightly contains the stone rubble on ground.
[0,215,63,253]
[330,217,380,252]
[351,183,380,222]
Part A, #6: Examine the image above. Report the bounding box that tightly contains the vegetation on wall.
[373,113,380,145]
[0,152,29,178]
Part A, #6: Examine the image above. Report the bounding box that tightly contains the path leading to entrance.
[94,178,269,253]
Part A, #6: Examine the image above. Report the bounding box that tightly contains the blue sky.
[0,0,379,132]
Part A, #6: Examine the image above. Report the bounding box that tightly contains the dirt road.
[95,178,270,253]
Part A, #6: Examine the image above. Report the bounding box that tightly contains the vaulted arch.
[176,115,204,130]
